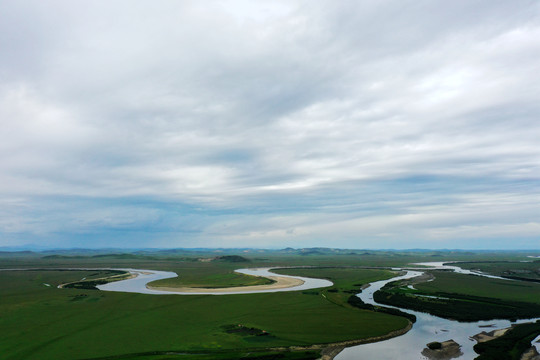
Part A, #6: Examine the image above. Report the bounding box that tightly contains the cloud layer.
[1,0,539,249]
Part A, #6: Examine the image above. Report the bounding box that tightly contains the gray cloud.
[1,1,539,248]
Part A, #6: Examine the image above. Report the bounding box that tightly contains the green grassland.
[0,267,408,360]
[273,267,397,289]
[0,250,448,290]
[80,349,321,360]
[148,262,275,289]
[92,350,322,360]
[456,260,540,281]
[3,248,535,273]
[474,321,540,360]
[374,270,540,321]
[272,267,418,323]
[274,267,397,306]
[1,249,538,359]
[414,271,540,304]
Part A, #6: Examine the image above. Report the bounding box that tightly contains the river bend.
[336,262,540,359]
[96,267,333,295]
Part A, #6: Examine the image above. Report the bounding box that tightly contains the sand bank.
[147,275,304,293]
[472,327,511,343]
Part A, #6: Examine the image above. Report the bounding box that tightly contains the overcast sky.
[1,1,539,249]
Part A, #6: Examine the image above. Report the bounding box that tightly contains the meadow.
[1,249,538,359]
[414,270,540,304]
[273,267,397,307]
[374,268,540,321]
[474,321,540,360]
[0,257,408,359]
[456,260,540,281]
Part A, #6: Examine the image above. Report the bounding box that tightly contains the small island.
[421,340,463,360]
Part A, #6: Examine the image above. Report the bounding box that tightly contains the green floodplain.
[0,248,539,359]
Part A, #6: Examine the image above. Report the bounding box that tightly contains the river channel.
[96,262,539,358]
[96,267,333,295]
[336,262,540,360]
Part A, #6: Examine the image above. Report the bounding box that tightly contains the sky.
[1,0,539,250]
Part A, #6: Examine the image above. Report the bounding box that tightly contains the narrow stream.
[336,262,540,360]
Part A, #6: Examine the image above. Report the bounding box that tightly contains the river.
[336,262,540,360]
[96,267,333,295]
[70,263,540,357]
[5,263,538,358]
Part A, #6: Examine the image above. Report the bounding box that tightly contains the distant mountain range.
[1,246,538,256]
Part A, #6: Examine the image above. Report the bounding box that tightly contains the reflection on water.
[90,263,540,357]
[97,267,332,295]
[96,268,177,294]
[236,268,333,292]
[412,262,510,280]
[336,263,540,360]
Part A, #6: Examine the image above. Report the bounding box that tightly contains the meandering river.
[80,262,540,358]
[336,262,540,360]
[96,267,333,295]
[4,262,537,358]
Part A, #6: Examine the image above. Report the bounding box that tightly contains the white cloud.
[0,0,539,248]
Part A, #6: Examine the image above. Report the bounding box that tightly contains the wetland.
[1,249,539,359]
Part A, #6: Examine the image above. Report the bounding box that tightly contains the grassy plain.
[456,260,540,281]
[474,321,540,360]
[274,267,397,307]
[274,267,397,289]
[414,271,540,304]
[1,249,538,359]
[374,269,540,321]
[4,248,533,271]
[0,261,407,359]
[148,263,275,289]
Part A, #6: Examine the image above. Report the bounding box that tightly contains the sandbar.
[147,275,305,293]
[472,327,510,343]
[421,340,463,360]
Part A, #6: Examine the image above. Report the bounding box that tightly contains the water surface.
[336,263,539,359]
[97,267,332,295]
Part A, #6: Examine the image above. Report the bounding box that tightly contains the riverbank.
[473,321,540,360]
[94,267,332,295]
[521,346,540,360]
[0,266,411,360]
[148,275,305,293]
[472,326,511,343]
[336,265,540,360]
[58,270,134,289]
[319,321,414,359]
[264,320,414,360]
[421,339,462,360]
